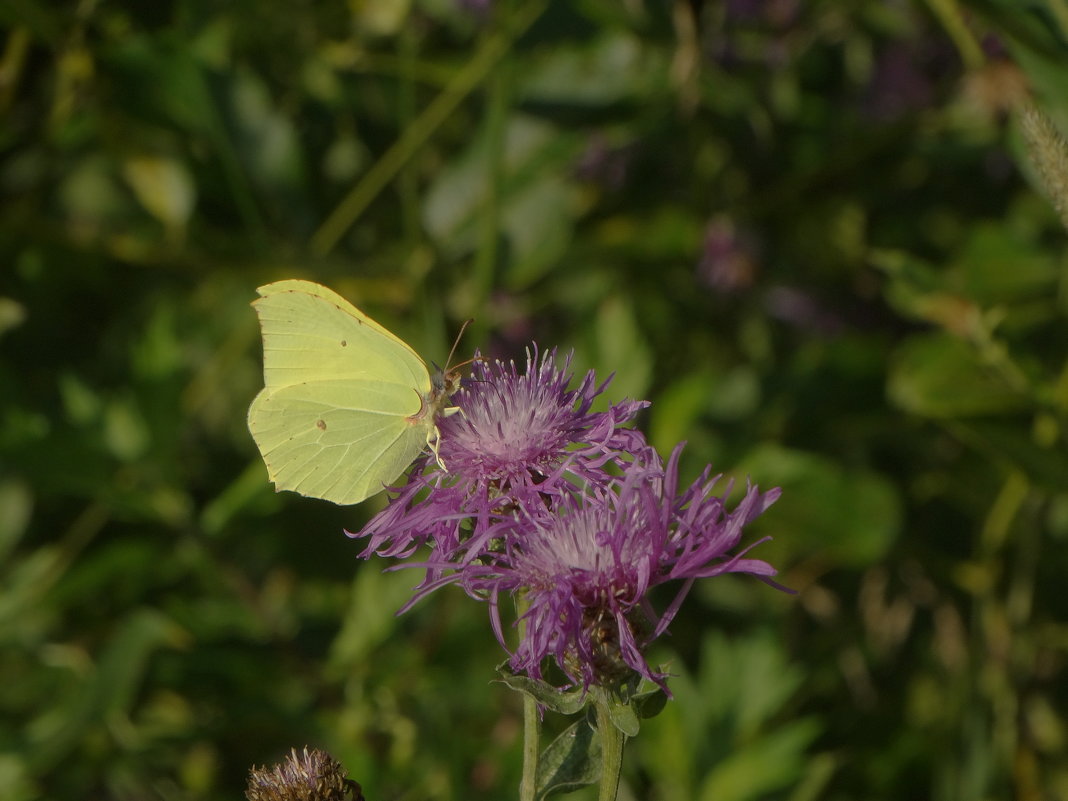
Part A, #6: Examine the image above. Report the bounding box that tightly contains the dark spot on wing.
[340,340,347,347]
[317,419,327,431]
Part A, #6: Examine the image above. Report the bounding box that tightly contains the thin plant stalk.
[519,692,540,801]
[471,4,512,341]
[518,592,540,801]
[310,0,548,256]
[596,696,624,801]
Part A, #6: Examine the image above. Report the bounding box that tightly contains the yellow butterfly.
[247,280,461,505]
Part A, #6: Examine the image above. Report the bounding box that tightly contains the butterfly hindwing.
[248,380,428,505]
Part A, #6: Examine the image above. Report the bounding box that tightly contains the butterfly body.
[248,279,457,505]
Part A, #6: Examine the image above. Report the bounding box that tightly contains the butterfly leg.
[427,425,448,471]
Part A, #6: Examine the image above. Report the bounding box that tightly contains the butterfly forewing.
[254,280,430,394]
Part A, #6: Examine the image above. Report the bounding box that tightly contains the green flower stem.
[923,0,984,71]
[471,3,513,337]
[397,26,421,245]
[310,0,548,257]
[519,691,540,801]
[1052,0,1068,39]
[596,696,625,801]
[517,590,539,801]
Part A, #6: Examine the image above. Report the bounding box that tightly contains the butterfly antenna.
[445,318,474,371]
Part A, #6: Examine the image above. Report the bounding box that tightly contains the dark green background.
[2,1,1067,799]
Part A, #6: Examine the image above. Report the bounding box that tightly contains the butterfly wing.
[248,380,431,505]
[247,280,435,505]
[254,279,429,392]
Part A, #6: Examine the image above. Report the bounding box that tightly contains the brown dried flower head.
[246,746,363,801]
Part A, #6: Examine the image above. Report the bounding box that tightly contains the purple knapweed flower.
[350,347,650,571]
[412,444,784,692]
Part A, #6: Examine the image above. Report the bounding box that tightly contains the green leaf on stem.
[496,668,588,715]
[535,714,601,800]
[633,687,669,720]
[604,694,640,737]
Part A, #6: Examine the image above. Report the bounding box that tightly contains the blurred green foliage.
[2,0,1068,799]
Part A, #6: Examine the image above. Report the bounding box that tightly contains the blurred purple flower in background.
[862,25,961,122]
[764,285,844,336]
[455,0,492,21]
[712,0,800,67]
[726,0,799,27]
[573,134,633,192]
[696,216,759,293]
[864,41,936,120]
